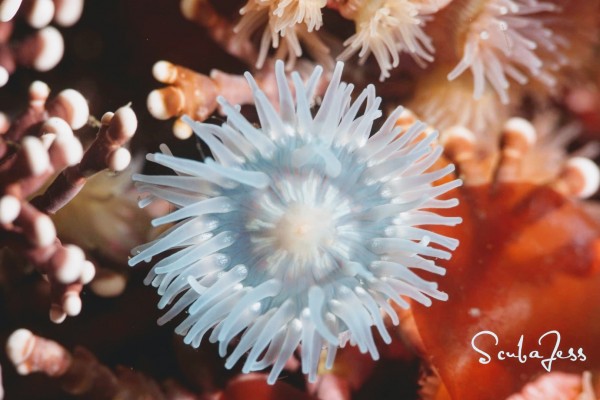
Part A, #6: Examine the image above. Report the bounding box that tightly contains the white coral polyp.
[338,0,435,81]
[130,61,462,384]
[447,0,564,104]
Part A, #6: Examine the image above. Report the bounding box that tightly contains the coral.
[147,60,236,140]
[130,60,462,384]
[0,0,84,87]
[0,81,137,322]
[51,159,158,298]
[6,329,167,399]
[406,116,600,398]
[147,59,331,139]
[505,371,598,400]
[0,81,91,323]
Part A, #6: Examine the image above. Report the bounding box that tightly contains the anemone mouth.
[130,60,462,384]
[231,141,382,290]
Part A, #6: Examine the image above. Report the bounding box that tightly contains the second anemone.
[130,60,462,384]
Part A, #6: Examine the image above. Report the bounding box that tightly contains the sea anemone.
[271,0,327,33]
[337,0,435,81]
[129,60,462,383]
[409,65,511,143]
[235,0,331,69]
[446,0,565,104]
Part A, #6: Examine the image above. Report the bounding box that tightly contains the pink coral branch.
[6,329,184,399]
[147,60,330,139]
[0,83,139,323]
[31,106,137,214]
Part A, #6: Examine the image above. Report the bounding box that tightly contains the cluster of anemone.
[224,0,589,95]
[171,0,598,141]
[130,60,462,383]
[233,0,331,68]
[445,0,565,104]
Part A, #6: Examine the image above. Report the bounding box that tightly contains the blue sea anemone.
[130,60,462,384]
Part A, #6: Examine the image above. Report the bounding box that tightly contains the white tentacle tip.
[49,306,67,324]
[441,126,476,145]
[0,195,21,224]
[27,0,54,28]
[80,260,96,285]
[504,117,537,146]
[108,147,132,172]
[34,26,64,72]
[34,214,56,247]
[173,117,193,139]
[56,88,89,129]
[53,0,84,26]
[22,136,50,176]
[114,106,138,139]
[0,65,8,87]
[6,328,34,367]
[565,157,600,199]
[152,60,176,83]
[63,293,82,316]
[56,245,85,284]
[0,0,23,21]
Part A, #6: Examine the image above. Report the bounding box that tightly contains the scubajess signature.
[471,330,587,372]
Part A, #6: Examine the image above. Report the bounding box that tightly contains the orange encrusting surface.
[412,182,600,399]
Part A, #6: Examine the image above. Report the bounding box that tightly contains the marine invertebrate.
[6,329,169,398]
[234,0,332,68]
[0,0,84,26]
[405,116,600,398]
[147,59,330,139]
[506,371,598,400]
[0,81,137,322]
[130,60,462,383]
[409,65,512,142]
[0,81,91,322]
[6,327,323,400]
[147,60,237,140]
[0,0,84,87]
[445,0,566,104]
[51,159,158,299]
[336,0,436,81]
[5,0,600,397]
[181,0,332,71]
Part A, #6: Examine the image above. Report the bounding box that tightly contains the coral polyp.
[130,60,462,383]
